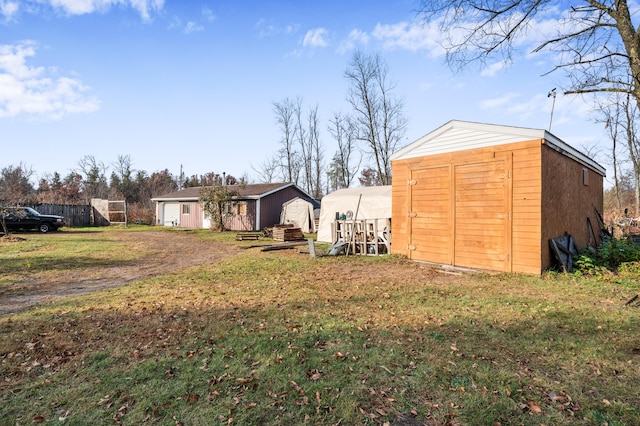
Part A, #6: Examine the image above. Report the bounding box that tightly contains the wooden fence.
[31,204,92,227]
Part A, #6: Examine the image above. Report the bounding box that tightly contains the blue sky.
[1,0,610,185]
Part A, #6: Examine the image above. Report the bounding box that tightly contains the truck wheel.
[38,223,51,233]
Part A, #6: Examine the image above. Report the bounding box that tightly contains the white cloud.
[183,21,203,34]
[481,60,509,77]
[256,19,300,38]
[337,29,369,54]
[7,0,163,21]
[480,91,588,126]
[480,92,520,110]
[0,42,100,120]
[371,20,444,56]
[0,1,19,22]
[202,6,215,23]
[167,17,204,34]
[302,28,328,48]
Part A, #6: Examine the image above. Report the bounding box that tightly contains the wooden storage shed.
[390,120,605,274]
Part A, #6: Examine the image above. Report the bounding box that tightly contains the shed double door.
[408,156,512,272]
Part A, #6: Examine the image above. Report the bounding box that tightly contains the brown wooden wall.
[179,202,203,229]
[511,142,542,274]
[540,145,604,269]
[259,186,311,230]
[223,201,257,231]
[391,140,544,274]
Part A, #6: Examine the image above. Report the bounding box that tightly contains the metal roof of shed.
[390,120,606,176]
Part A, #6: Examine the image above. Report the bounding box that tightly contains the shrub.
[127,204,155,225]
[574,236,640,273]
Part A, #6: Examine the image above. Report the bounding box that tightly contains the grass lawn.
[1,228,639,425]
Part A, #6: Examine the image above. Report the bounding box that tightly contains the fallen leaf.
[33,416,45,423]
[380,365,392,374]
[307,369,322,382]
[528,401,542,414]
[290,380,304,394]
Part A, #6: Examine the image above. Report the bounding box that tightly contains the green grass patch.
[0,231,151,294]
[1,230,639,425]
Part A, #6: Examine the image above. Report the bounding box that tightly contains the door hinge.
[498,170,511,180]
[407,245,416,251]
[408,179,417,186]
[408,212,418,218]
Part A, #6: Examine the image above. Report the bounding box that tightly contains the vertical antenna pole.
[548,88,557,131]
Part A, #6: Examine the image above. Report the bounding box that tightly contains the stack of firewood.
[272,226,305,242]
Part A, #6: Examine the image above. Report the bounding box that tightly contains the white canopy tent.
[280,197,316,233]
[317,186,392,243]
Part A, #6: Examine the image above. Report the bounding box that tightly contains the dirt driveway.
[0,231,240,315]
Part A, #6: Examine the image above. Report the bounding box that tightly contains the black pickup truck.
[0,207,65,233]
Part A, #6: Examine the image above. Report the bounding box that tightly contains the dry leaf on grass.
[528,401,542,414]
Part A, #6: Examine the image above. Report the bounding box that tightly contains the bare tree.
[291,99,324,197]
[621,92,640,216]
[327,112,361,190]
[110,155,135,201]
[0,163,35,205]
[252,154,280,183]
[309,105,324,199]
[273,97,301,184]
[345,51,407,185]
[595,95,626,211]
[417,1,640,108]
[295,98,311,191]
[77,155,109,202]
[358,167,380,187]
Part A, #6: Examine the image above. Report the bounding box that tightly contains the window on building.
[182,204,190,215]
[237,202,247,216]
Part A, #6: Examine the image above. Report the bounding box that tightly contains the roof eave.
[542,133,606,176]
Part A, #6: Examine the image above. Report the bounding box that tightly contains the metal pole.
[548,88,557,131]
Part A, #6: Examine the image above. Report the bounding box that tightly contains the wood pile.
[272,226,305,242]
[264,223,294,239]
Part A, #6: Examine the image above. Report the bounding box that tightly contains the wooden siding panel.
[410,166,451,264]
[177,202,202,229]
[541,145,604,269]
[223,201,256,231]
[391,166,410,256]
[454,158,510,271]
[259,186,313,231]
[391,139,545,273]
[511,146,542,272]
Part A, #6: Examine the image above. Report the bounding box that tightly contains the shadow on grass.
[1,287,638,426]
